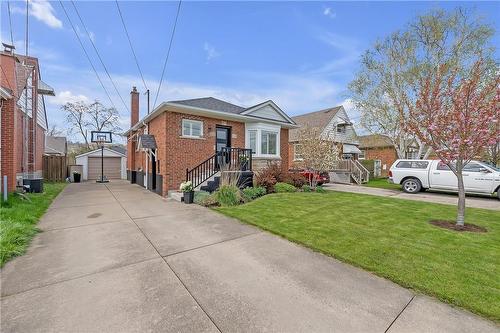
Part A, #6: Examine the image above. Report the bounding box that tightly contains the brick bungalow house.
[288,105,361,168]
[124,87,297,196]
[0,46,54,193]
[358,134,422,177]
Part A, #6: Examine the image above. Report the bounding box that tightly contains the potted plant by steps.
[180,181,194,204]
[73,171,81,183]
[239,155,249,171]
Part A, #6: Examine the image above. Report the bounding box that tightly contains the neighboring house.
[0,45,54,192]
[358,134,421,177]
[75,147,127,181]
[124,87,297,196]
[288,105,361,168]
[44,136,67,156]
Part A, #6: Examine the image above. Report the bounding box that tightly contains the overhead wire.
[153,0,182,109]
[115,0,148,92]
[70,0,129,112]
[59,1,117,110]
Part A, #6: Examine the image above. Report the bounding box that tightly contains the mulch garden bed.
[429,220,487,233]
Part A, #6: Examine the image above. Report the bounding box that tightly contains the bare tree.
[87,101,122,133]
[61,100,123,147]
[62,101,90,147]
[295,126,339,187]
[349,8,497,159]
[46,124,65,136]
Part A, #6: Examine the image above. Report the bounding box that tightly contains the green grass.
[0,183,66,267]
[364,177,402,190]
[216,191,500,322]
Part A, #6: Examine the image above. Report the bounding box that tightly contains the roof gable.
[241,100,295,124]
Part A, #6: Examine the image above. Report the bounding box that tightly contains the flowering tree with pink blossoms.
[406,60,500,227]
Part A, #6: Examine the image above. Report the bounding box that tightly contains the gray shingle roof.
[45,136,67,155]
[289,106,342,141]
[169,97,246,114]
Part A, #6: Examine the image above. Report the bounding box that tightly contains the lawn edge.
[0,183,67,267]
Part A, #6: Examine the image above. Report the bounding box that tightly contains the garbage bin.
[73,172,81,183]
[23,178,44,193]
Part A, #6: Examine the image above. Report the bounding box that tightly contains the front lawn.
[216,191,500,322]
[363,177,401,190]
[0,183,66,267]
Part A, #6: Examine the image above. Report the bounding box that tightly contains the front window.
[359,150,366,160]
[246,126,280,157]
[261,131,277,155]
[182,119,203,138]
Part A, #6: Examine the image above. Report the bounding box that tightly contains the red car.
[297,170,330,186]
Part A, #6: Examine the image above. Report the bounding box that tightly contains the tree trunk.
[456,170,466,227]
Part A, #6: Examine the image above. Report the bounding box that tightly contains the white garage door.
[88,157,121,180]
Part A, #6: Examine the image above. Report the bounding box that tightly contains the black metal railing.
[186,147,252,189]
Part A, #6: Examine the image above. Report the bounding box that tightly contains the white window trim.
[181,119,203,138]
[245,123,280,158]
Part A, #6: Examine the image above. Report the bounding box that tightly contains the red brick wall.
[35,124,45,174]
[127,110,293,194]
[364,146,398,177]
[163,112,245,192]
[280,128,289,171]
[1,99,17,192]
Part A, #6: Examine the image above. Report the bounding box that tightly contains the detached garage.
[76,148,127,181]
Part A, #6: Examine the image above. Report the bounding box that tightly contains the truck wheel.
[402,178,422,194]
[497,190,500,200]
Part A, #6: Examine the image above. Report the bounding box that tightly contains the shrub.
[194,191,211,205]
[255,162,284,193]
[215,185,241,206]
[274,182,296,193]
[283,172,307,188]
[301,185,312,192]
[242,186,267,201]
[315,185,326,193]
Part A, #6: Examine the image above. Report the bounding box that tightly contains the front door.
[216,126,231,169]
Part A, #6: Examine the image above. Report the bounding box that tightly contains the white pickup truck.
[388,160,500,199]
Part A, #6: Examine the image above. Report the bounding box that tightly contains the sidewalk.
[324,183,500,211]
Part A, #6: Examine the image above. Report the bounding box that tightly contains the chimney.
[130,86,139,127]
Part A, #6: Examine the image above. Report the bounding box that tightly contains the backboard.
[91,131,112,144]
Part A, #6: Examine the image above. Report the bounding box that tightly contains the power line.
[59,1,116,110]
[115,0,148,92]
[70,0,129,112]
[153,0,182,109]
[7,1,14,46]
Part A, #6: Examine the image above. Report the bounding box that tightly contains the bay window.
[245,124,280,157]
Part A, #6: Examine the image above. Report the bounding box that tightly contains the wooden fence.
[43,155,67,182]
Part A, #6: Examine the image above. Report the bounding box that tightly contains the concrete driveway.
[325,183,500,211]
[1,181,498,333]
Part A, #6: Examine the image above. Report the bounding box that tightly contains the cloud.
[323,7,336,19]
[203,42,221,63]
[50,90,89,105]
[11,0,63,29]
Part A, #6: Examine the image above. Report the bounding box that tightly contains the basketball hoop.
[90,131,113,183]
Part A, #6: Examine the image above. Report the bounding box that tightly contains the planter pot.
[183,191,194,204]
[73,173,81,183]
